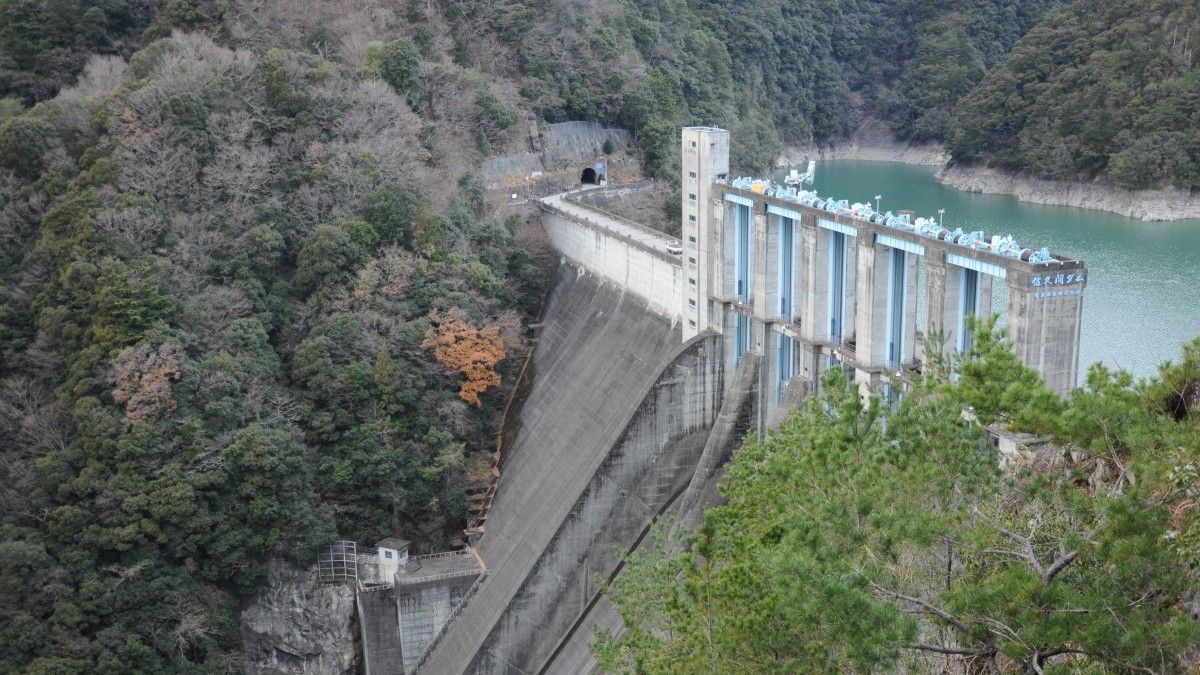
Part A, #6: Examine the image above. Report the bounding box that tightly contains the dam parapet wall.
[539,192,684,324]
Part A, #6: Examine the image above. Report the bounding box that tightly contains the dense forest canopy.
[597,326,1200,673]
[949,0,1200,189]
[0,0,1070,175]
[1,0,1198,672]
[7,0,1196,188]
[0,11,543,672]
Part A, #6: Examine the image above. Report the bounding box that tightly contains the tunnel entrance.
[580,167,597,184]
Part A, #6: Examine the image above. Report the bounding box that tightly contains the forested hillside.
[0,17,542,673]
[1,0,1196,672]
[949,0,1200,190]
[3,0,1064,176]
[6,0,1196,190]
[598,325,1200,673]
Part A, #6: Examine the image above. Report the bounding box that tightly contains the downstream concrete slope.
[417,262,721,673]
[677,353,760,529]
[541,354,760,674]
[469,332,719,673]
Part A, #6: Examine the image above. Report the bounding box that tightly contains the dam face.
[416,263,725,673]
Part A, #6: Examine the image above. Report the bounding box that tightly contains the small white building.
[375,537,410,583]
[317,537,416,587]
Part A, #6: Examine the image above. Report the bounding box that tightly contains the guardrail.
[410,549,473,562]
[409,570,489,672]
[538,198,679,263]
[395,567,482,586]
[563,186,668,240]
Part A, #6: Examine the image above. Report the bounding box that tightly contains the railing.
[316,540,358,583]
[711,295,755,314]
[410,570,489,672]
[394,567,482,586]
[543,202,680,263]
[563,185,667,238]
[766,314,803,331]
[829,336,856,356]
[410,549,471,561]
[548,191,681,253]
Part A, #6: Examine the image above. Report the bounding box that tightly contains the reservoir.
[796,160,1200,380]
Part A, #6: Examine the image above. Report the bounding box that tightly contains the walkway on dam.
[541,190,676,253]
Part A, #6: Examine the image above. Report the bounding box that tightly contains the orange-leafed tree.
[423,308,505,405]
[111,340,184,424]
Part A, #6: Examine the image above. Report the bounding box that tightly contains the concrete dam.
[354,127,1090,674]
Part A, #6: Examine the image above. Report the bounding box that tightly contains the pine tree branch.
[1042,550,1077,583]
[909,643,995,656]
[868,581,972,635]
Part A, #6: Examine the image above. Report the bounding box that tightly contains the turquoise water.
[793,160,1200,379]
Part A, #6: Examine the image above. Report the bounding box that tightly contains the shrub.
[0,116,55,178]
[379,37,421,101]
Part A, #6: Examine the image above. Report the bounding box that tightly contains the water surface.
[791,161,1200,379]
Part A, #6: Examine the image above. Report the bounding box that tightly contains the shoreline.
[778,140,1200,222]
[777,139,948,167]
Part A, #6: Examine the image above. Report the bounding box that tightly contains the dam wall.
[542,353,760,674]
[466,331,721,672]
[416,262,723,673]
[540,199,684,323]
[358,589,404,675]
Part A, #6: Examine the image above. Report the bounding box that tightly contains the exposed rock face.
[936,164,1200,222]
[241,559,358,675]
[777,138,949,167]
[777,119,950,167]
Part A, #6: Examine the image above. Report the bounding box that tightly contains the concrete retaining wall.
[541,122,631,169]
[542,209,684,322]
[572,181,658,209]
[396,574,483,672]
[480,152,545,183]
[358,590,404,675]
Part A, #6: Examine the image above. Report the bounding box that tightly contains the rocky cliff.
[241,559,358,674]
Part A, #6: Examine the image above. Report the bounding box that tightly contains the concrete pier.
[688,126,1087,411]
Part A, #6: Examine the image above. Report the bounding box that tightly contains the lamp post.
[875,194,882,213]
[938,208,946,227]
